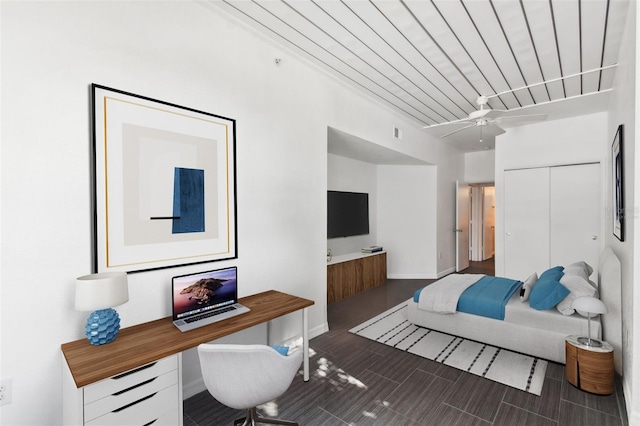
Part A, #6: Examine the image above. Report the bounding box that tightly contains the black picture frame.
[91,84,238,273]
[611,124,624,242]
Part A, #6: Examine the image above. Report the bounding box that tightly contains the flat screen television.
[327,190,369,238]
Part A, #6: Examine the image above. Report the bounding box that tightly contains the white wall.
[465,150,496,183]
[327,154,378,256]
[607,0,638,421]
[378,165,438,278]
[328,153,458,279]
[0,2,462,424]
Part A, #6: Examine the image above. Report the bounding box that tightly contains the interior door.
[549,163,601,274]
[504,168,550,280]
[456,181,470,272]
[482,186,495,260]
[470,186,482,261]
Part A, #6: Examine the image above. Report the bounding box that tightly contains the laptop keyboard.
[184,305,237,323]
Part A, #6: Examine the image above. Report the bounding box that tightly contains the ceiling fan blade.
[483,109,507,119]
[497,113,547,123]
[422,118,470,129]
[483,124,505,137]
[441,123,476,138]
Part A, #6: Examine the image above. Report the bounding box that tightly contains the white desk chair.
[198,343,303,426]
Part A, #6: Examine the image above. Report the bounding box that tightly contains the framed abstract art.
[611,124,624,242]
[91,84,237,272]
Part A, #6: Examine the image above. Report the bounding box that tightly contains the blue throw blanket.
[456,276,522,320]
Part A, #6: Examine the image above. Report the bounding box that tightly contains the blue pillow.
[529,277,570,310]
[539,266,564,282]
[270,345,290,356]
[413,288,423,303]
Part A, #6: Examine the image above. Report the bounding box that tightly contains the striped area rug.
[349,300,547,396]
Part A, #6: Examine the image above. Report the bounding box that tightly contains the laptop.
[172,266,250,332]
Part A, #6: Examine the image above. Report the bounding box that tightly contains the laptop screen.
[172,266,238,321]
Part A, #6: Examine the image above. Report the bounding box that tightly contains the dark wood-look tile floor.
[184,259,629,425]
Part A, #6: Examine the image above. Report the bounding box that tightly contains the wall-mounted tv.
[327,190,370,238]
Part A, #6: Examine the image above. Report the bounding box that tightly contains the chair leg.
[234,408,254,426]
[234,407,298,426]
[253,407,299,426]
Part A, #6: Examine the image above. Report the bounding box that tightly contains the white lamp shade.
[75,272,129,311]
[572,296,608,318]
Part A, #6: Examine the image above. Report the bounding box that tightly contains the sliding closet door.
[549,163,600,273]
[504,168,550,280]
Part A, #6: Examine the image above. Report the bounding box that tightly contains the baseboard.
[622,377,637,424]
[387,273,438,279]
[183,377,206,400]
[438,266,456,277]
[387,267,456,280]
[310,322,329,339]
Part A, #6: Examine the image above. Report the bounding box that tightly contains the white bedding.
[417,273,484,313]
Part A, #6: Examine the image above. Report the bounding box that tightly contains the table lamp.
[572,296,608,347]
[75,272,129,345]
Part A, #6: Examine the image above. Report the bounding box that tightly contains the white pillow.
[556,275,598,315]
[562,266,590,281]
[565,261,594,277]
[563,266,598,291]
[519,272,538,302]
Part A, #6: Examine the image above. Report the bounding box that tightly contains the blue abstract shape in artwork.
[173,167,205,233]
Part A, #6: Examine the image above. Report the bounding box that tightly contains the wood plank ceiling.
[210,0,629,152]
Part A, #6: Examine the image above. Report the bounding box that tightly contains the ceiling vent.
[393,125,403,140]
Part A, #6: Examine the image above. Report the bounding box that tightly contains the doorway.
[470,185,495,262]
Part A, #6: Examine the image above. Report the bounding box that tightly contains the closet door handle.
[592,235,598,240]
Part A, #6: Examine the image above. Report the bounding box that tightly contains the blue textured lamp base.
[85,308,121,345]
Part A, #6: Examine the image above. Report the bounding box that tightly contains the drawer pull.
[143,420,158,426]
[112,392,157,413]
[112,377,157,396]
[112,362,158,380]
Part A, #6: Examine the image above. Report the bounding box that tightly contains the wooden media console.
[327,251,387,303]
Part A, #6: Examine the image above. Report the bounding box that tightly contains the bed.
[407,249,619,364]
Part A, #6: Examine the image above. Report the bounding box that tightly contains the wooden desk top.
[61,290,314,388]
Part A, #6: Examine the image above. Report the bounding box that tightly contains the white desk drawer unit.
[86,385,179,426]
[62,353,183,425]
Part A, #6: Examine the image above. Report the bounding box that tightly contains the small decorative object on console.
[75,272,129,345]
[361,246,383,253]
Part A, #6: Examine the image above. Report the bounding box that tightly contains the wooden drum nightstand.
[565,335,614,395]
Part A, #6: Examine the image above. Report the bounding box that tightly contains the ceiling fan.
[423,64,617,142]
[424,65,618,143]
[434,95,547,142]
